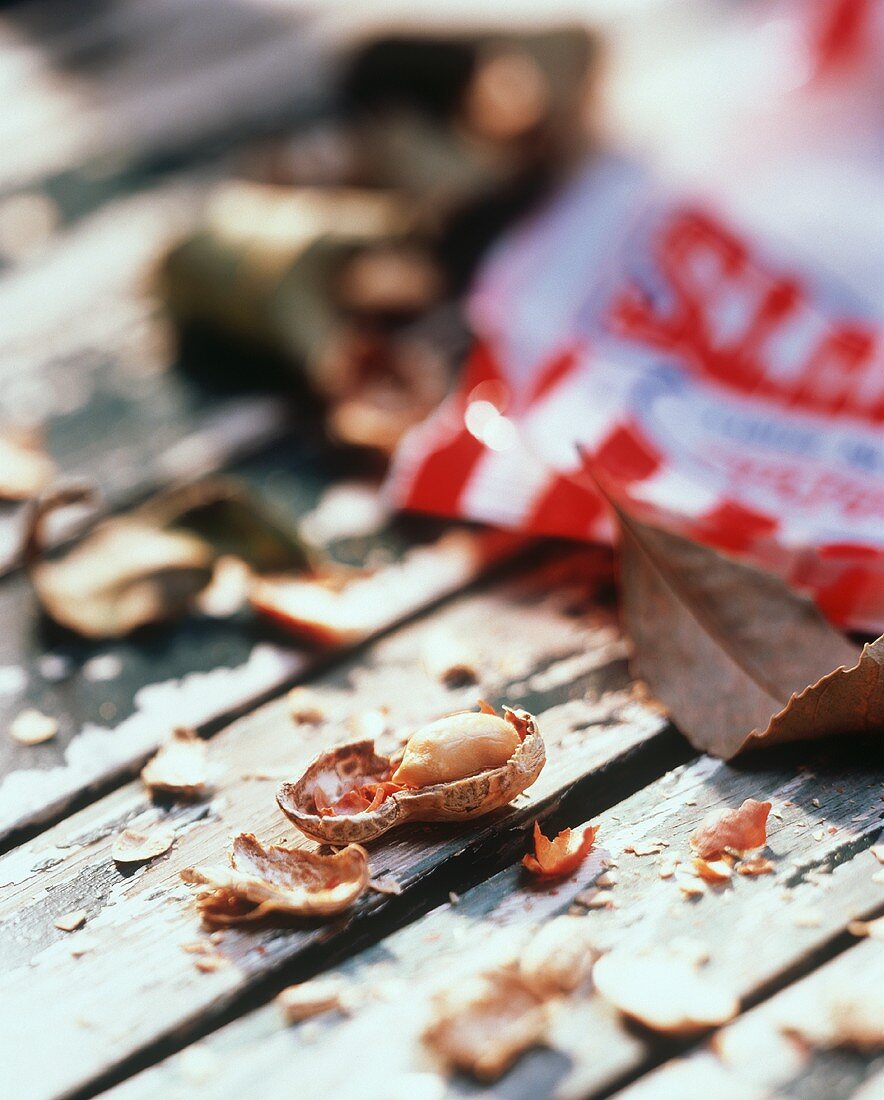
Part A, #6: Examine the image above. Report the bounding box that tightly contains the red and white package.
[387,155,883,632]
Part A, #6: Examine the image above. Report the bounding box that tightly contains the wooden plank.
[0,171,297,577]
[612,940,884,1100]
[0,0,326,195]
[0,552,674,1100]
[0,432,514,843]
[102,752,883,1100]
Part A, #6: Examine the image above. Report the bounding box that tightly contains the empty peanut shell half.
[181,833,369,925]
[277,706,544,844]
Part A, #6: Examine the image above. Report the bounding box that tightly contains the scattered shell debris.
[369,876,403,896]
[82,653,124,682]
[53,909,87,932]
[518,915,599,998]
[578,889,617,910]
[297,481,388,546]
[196,556,252,618]
[141,727,210,799]
[692,858,733,884]
[624,839,668,857]
[592,949,739,1035]
[193,954,229,974]
[277,976,352,1023]
[423,968,549,1080]
[848,917,884,941]
[736,857,775,876]
[181,833,369,926]
[424,915,598,1080]
[0,431,55,499]
[691,799,771,860]
[781,986,884,1052]
[288,687,326,724]
[420,626,479,687]
[10,708,58,745]
[347,708,388,741]
[523,821,597,880]
[112,825,176,864]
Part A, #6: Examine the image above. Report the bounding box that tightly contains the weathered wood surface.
[0,0,326,196]
[0,171,296,577]
[106,751,883,1100]
[613,939,884,1100]
[0,434,507,845]
[0,550,674,1100]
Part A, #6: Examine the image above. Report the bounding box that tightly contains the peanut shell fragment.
[112,825,176,864]
[141,727,209,799]
[10,708,58,745]
[593,949,738,1035]
[278,706,544,844]
[181,833,369,926]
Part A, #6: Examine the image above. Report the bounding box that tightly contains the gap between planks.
[0,551,682,1100]
[100,751,883,1100]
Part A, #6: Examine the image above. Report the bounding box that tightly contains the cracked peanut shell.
[277,707,544,845]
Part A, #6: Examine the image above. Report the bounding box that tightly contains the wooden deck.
[0,5,881,1099]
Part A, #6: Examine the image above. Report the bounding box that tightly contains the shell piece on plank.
[181,833,369,925]
[592,949,739,1035]
[112,825,176,864]
[26,484,214,639]
[423,967,549,1081]
[277,707,545,845]
[141,727,210,799]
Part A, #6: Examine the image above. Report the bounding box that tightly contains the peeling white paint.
[0,643,303,839]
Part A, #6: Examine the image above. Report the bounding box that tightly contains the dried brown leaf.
[181,833,368,926]
[742,635,884,752]
[593,949,738,1035]
[615,506,868,759]
[141,727,209,799]
[691,799,771,859]
[112,825,176,864]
